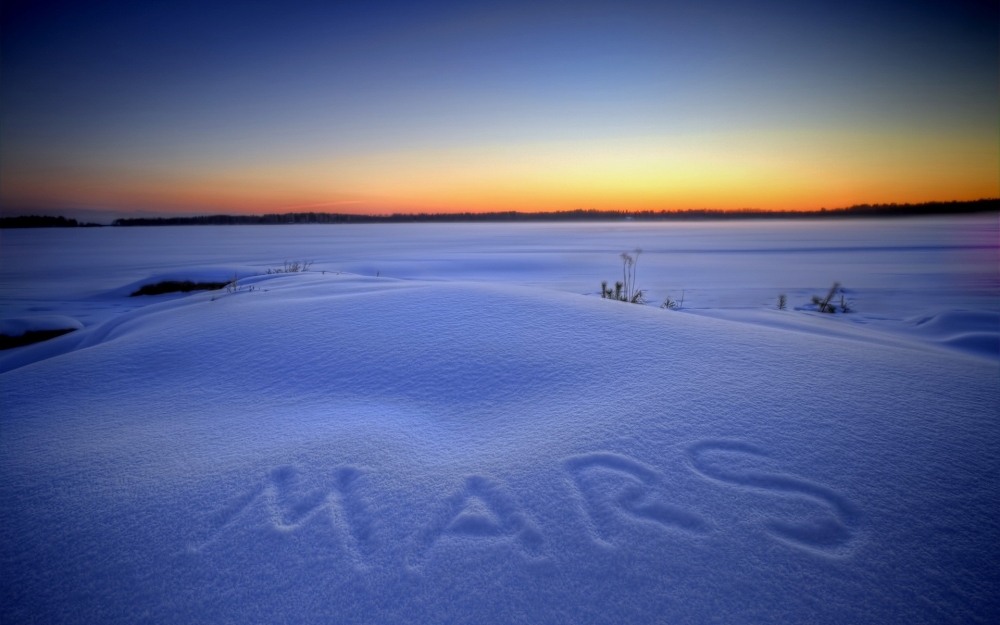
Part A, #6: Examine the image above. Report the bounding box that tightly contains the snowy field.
[1,216,998,623]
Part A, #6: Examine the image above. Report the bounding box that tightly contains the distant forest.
[108,199,1000,226]
[0,215,103,228]
[1,199,997,228]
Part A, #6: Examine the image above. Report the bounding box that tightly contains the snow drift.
[2,269,998,624]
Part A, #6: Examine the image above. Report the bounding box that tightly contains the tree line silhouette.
[2,198,996,228]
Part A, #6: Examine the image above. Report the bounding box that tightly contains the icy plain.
[1,216,998,623]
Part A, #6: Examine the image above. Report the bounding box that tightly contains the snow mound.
[0,315,83,337]
[2,273,998,623]
[910,310,999,335]
[907,310,1000,359]
[936,332,1000,358]
[105,267,252,298]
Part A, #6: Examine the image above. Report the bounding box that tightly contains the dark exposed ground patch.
[130,281,230,297]
[0,328,77,350]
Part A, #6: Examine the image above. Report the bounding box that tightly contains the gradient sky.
[1,0,997,216]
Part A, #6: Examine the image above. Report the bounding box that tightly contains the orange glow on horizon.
[2,126,996,216]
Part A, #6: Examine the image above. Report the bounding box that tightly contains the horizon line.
[3,198,998,226]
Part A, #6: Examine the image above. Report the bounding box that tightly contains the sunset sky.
[1,0,996,216]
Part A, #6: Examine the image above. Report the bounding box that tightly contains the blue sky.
[2,0,996,214]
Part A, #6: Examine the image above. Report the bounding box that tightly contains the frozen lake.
[2,214,997,320]
[1,215,998,623]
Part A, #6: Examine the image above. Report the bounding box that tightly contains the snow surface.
[1,217,998,623]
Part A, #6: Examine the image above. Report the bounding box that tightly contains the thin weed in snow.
[601,249,645,304]
[265,260,313,274]
[812,282,840,313]
[225,274,256,294]
[661,290,685,310]
[810,283,853,313]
